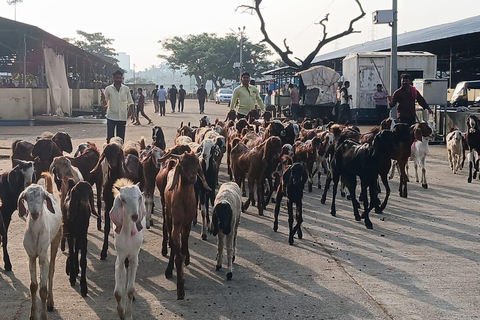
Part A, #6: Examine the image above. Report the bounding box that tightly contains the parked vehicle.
[215,88,233,104]
[450,80,480,107]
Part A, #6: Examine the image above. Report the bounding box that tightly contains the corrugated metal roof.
[312,14,480,64]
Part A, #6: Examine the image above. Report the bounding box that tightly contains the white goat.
[18,173,62,320]
[446,129,464,174]
[411,121,435,189]
[110,179,146,320]
[210,182,241,280]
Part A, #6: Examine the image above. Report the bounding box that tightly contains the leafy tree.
[159,33,274,89]
[237,0,365,71]
[65,30,119,65]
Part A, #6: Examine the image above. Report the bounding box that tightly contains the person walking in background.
[289,83,300,119]
[168,85,178,113]
[373,83,389,122]
[151,85,160,114]
[100,69,133,142]
[388,73,433,126]
[229,72,264,119]
[178,84,186,112]
[134,88,153,126]
[338,81,352,124]
[157,85,167,116]
[264,90,276,117]
[196,83,208,114]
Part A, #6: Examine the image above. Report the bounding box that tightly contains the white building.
[116,52,131,74]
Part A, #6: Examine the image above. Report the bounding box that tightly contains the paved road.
[0,100,479,319]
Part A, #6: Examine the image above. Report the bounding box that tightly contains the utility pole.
[239,26,245,81]
[390,0,398,96]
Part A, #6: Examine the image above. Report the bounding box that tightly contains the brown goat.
[162,151,210,300]
[293,137,322,192]
[230,136,283,215]
[68,144,103,231]
[90,143,144,260]
[140,146,163,228]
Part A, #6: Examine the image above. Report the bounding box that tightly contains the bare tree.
[237,0,365,71]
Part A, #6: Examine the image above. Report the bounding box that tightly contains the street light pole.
[390,0,398,96]
[238,26,245,81]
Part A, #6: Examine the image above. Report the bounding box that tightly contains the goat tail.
[42,172,54,193]
[139,136,147,150]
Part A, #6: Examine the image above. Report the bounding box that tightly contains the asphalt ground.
[0,99,479,320]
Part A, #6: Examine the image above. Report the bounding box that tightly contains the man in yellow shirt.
[101,69,134,143]
[229,72,265,119]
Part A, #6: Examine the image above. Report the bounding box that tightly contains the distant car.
[215,88,233,104]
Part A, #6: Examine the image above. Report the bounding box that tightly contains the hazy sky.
[1,0,479,70]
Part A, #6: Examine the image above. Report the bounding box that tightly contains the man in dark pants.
[101,69,133,142]
[196,83,208,114]
[338,81,352,124]
[388,74,433,126]
[178,84,186,112]
[168,85,178,113]
[134,88,153,125]
[373,83,389,122]
[151,85,159,113]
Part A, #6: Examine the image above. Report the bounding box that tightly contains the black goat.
[321,130,395,229]
[0,160,34,271]
[273,163,307,245]
[152,126,166,150]
[63,181,98,296]
[466,114,480,183]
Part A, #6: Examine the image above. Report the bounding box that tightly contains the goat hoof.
[288,238,294,245]
[320,196,326,205]
[308,183,313,193]
[161,248,168,257]
[150,220,154,226]
[318,184,321,190]
[226,272,233,280]
[185,255,190,266]
[297,231,303,239]
[202,234,207,241]
[146,225,150,230]
[422,184,428,189]
[273,223,278,232]
[81,286,88,297]
[330,210,336,217]
[365,222,373,229]
[340,191,346,197]
[216,265,222,271]
[354,214,361,221]
[468,178,472,183]
[47,305,54,312]
[5,262,12,272]
[242,191,246,197]
[271,197,276,203]
[232,256,235,263]
[165,269,173,279]
[100,251,107,260]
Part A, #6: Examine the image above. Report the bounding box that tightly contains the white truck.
[342,51,437,121]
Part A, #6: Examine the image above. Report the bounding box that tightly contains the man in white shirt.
[101,69,134,142]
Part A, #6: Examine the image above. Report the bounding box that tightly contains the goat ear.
[413,126,422,141]
[168,166,181,192]
[17,191,28,218]
[197,165,212,191]
[136,195,146,232]
[110,196,124,234]
[88,188,98,218]
[90,153,105,174]
[45,194,55,214]
[7,169,22,192]
[211,210,219,236]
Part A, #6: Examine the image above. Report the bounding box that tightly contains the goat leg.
[29,257,38,320]
[287,201,295,245]
[47,228,61,312]
[216,233,224,271]
[68,237,75,285]
[2,220,12,271]
[273,185,284,232]
[226,233,234,280]
[330,173,340,217]
[80,237,88,297]
[114,255,127,319]
[295,201,303,240]
[321,173,332,205]
[377,173,390,213]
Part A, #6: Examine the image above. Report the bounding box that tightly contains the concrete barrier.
[0,89,33,120]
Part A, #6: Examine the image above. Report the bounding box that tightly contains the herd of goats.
[1,108,480,320]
